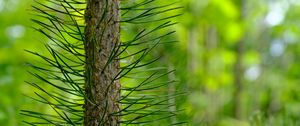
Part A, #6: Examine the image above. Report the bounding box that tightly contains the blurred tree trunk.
[233,0,246,120]
[84,0,120,125]
[187,27,198,78]
[233,37,244,120]
[187,26,202,125]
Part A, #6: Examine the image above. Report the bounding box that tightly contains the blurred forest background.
[1,0,300,125]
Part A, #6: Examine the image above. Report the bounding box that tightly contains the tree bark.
[84,0,120,125]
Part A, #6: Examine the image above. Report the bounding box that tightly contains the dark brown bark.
[84,0,120,125]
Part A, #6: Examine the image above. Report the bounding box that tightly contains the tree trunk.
[233,0,246,120]
[233,39,244,119]
[84,0,120,125]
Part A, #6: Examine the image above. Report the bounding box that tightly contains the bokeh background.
[1,0,300,125]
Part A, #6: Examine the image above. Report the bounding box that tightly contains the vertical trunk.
[233,0,246,120]
[187,27,198,80]
[84,0,120,125]
[204,26,218,124]
[233,39,244,119]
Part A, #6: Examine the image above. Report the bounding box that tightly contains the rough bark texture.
[84,0,120,125]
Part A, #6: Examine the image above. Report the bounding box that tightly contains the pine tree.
[22,0,184,125]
